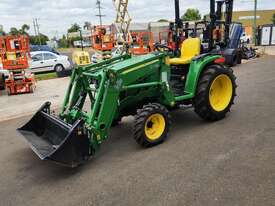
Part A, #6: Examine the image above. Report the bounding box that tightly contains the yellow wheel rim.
[144,113,166,141]
[209,74,233,112]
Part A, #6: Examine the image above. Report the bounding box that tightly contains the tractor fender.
[184,55,222,96]
[222,48,239,66]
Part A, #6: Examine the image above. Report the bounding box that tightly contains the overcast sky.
[0,0,273,38]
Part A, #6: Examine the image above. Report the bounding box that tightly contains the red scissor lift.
[0,35,35,95]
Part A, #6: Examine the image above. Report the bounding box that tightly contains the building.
[232,9,275,36]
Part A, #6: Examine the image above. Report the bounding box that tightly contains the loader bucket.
[17,102,90,167]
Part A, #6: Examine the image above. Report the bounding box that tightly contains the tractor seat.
[169,38,201,65]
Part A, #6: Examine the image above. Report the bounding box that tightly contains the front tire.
[133,103,171,147]
[194,64,237,121]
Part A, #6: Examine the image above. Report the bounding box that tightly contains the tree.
[9,24,30,36]
[272,13,275,24]
[83,22,91,30]
[29,33,49,45]
[59,35,69,48]
[68,23,81,33]
[181,8,201,21]
[158,19,169,22]
[19,24,30,35]
[9,27,20,35]
[0,25,5,35]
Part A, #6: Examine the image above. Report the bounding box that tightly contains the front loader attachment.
[17,102,90,167]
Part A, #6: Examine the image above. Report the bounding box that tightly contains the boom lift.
[17,0,237,167]
[91,25,115,52]
[129,31,154,55]
[0,35,35,95]
[91,25,115,62]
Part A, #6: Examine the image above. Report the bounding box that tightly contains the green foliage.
[9,27,20,35]
[9,24,30,35]
[29,34,49,45]
[158,19,169,22]
[272,13,275,24]
[35,72,57,81]
[0,26,5,35]
[59,35,69,48]
[181,8,201,21]
[68,23,81,33]
[19,24,30,35]
[6,24,49,45]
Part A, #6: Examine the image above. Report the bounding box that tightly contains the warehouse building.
[232,9,275,36]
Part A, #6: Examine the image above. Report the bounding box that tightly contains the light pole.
[253,0,257,45]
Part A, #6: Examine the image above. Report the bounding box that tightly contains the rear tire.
[54,64,65,73]
[55,64,66,78]
[133,103,171,147]
[194,65,237,121]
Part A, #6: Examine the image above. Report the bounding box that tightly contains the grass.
[57,47,95,53]
[35,72,58,81]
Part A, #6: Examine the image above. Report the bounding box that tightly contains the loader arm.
[61,53,175,147]
[18,53,175,167]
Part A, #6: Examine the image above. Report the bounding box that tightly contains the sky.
[0,0,274,38]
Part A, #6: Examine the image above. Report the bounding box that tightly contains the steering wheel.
[154,43,174,53]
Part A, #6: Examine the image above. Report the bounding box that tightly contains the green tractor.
[18,38,236,167]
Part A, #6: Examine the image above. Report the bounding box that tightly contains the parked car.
[30,45,60,55]
[30,51,71,74]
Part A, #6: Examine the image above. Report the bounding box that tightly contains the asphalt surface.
[0,56,275,206]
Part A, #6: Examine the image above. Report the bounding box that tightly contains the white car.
[30,51,71,73]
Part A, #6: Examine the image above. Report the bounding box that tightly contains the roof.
[129,23,149,31]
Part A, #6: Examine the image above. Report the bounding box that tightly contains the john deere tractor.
[18,37,236,167]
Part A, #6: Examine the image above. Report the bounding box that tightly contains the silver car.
[30,51,71,73]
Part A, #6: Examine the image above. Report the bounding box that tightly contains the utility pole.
[34,18,42,45]
[33,19,37,36]
[253,0,257,45]
[96,0,105,26]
